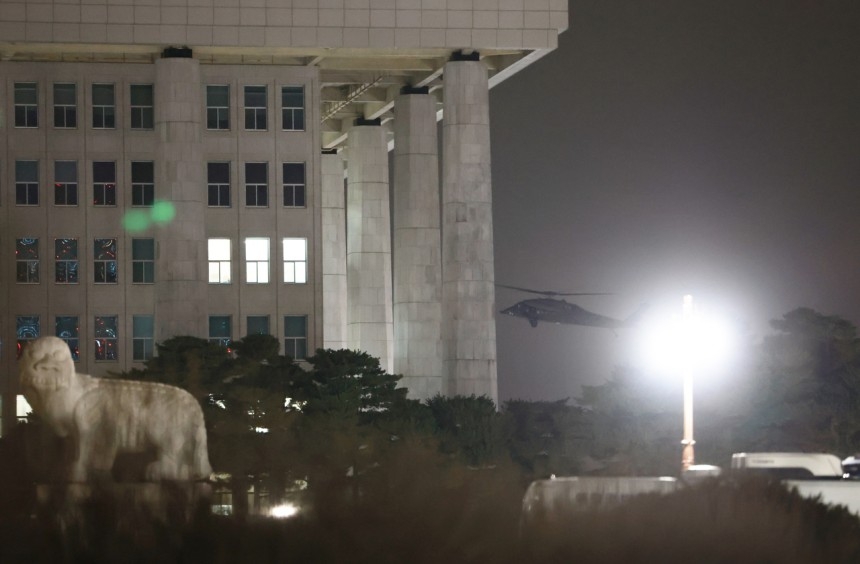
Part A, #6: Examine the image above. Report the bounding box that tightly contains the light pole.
[680,294,695,472]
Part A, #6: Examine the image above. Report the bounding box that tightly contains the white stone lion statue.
[19,336,212,483]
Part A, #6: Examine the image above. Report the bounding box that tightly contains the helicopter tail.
[624,303,650,326]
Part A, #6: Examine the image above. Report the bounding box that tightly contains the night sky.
[490,1,860,402]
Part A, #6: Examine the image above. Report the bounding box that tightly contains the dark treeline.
[2,307,860,562]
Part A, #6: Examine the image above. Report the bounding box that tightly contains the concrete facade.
[392,91,443,399]
[346,123,394,372]
[442,59,498,403]
[0,0,568,432]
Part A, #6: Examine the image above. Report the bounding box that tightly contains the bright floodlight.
[637,295,736,377]
[269,502,300,519]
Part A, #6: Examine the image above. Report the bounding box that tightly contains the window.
[281,86,305,131]
[131,161,154,206]
[94,316,118,361]
[208,238,231,283]
[15,160,39,205]
[92,83,115,129]
[209,316,232,348]
[208,162,230,207]
[93,161,116,206]
[244,85,267,130]
[284,315,308,360]
[207,85,230,130]
[94,238,117,284]
[132,238,155,283]
[133,315,154,361]
[55,238,79,284]
[56,316,80,361]
[282,162,306,207]
[54,161,78,206]
[16,316,40,359]
[247,316,269,335]
[245,237,270,284]
[282,238,308,283]
[14,82,38,127]
[53,83,77,128]
[130,84,154,129]
[16,239,39,283]
[245,162,268,207]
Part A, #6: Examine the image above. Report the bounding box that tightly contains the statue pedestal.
[35,482,212,527]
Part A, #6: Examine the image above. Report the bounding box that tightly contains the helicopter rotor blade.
[496,284,613,297]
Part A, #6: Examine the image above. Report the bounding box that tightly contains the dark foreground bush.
[3,475,860,563]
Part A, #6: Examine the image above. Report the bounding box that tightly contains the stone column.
[154,52,207,341]
[321,150,348,350]
[441,54,498,404]
[346,121,394,371]
[393,89,443,399]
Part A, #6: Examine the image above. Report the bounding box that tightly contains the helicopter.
[497,285,647,329]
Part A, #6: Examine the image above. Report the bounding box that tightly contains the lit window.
[92,83,115,129]
[245,162,268,207]
[14,82,38,128]
[245,237,270,284]
[282,238,307,284]
[208,238,231,283]
[94,238,117,284]
[16,315,40,359]
[247,316,270,335]
[131,161,154,206]
[55,238,79,284]
[281,86,305,131]
[17,395,33,423]
[207,85,230,130]
[282,162,306,207]
[130,84,154,129]
[16,238,39,284]
[208,162,230,207]
[56,316,80,361]
[94,315,118,361]
[132,238,155,283]
[15,160,39,205]
[53,83,77,128]
[284,315,307,360]
[209,316,232,348]
[244,85,267,130]
[54,160,78,206]
[93,161,116,206]
[133,315,154,361]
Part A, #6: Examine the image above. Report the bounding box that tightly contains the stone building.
[0,0,568,434]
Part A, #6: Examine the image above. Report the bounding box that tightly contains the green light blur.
[151,200,177,224]
[122,210,150,232]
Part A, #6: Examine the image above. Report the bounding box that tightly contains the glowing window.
[245,237,270,284]
[282,238,307,284]
[16,238,39,283]
[16,315,40,359]
[94,238,117,284]
[94,315,118,361]
[208,238,231,283]
[55,238,79,284]
[56,316,80,361]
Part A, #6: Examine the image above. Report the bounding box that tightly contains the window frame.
[94,315,119,361]
[244,237,270,284]
[15,160,39,206]
[247,315,270,336]
[55,238,79,284]
[132,315,155,361]
[283,315,308,361]
[54,160,79,206]
[243,85,267,131]
[207,162,231,207]
[93,161,117,206]
[16,315,41,359]
[53,83,77,129]
[208,315,232,348]
[131,161,155,207]
[56,315,81,361]
[129,84,154,130]
[94,238,118,284]
[206,84,230,130]
[132,238,155,284]
[244,162,268,207]
[208,238,232,284]
[282,162,307,208]
[91,83,116,129]
[282,237,308,284]
[281,85,306,131]
[16,238,40,284]
[14,82,38,128]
